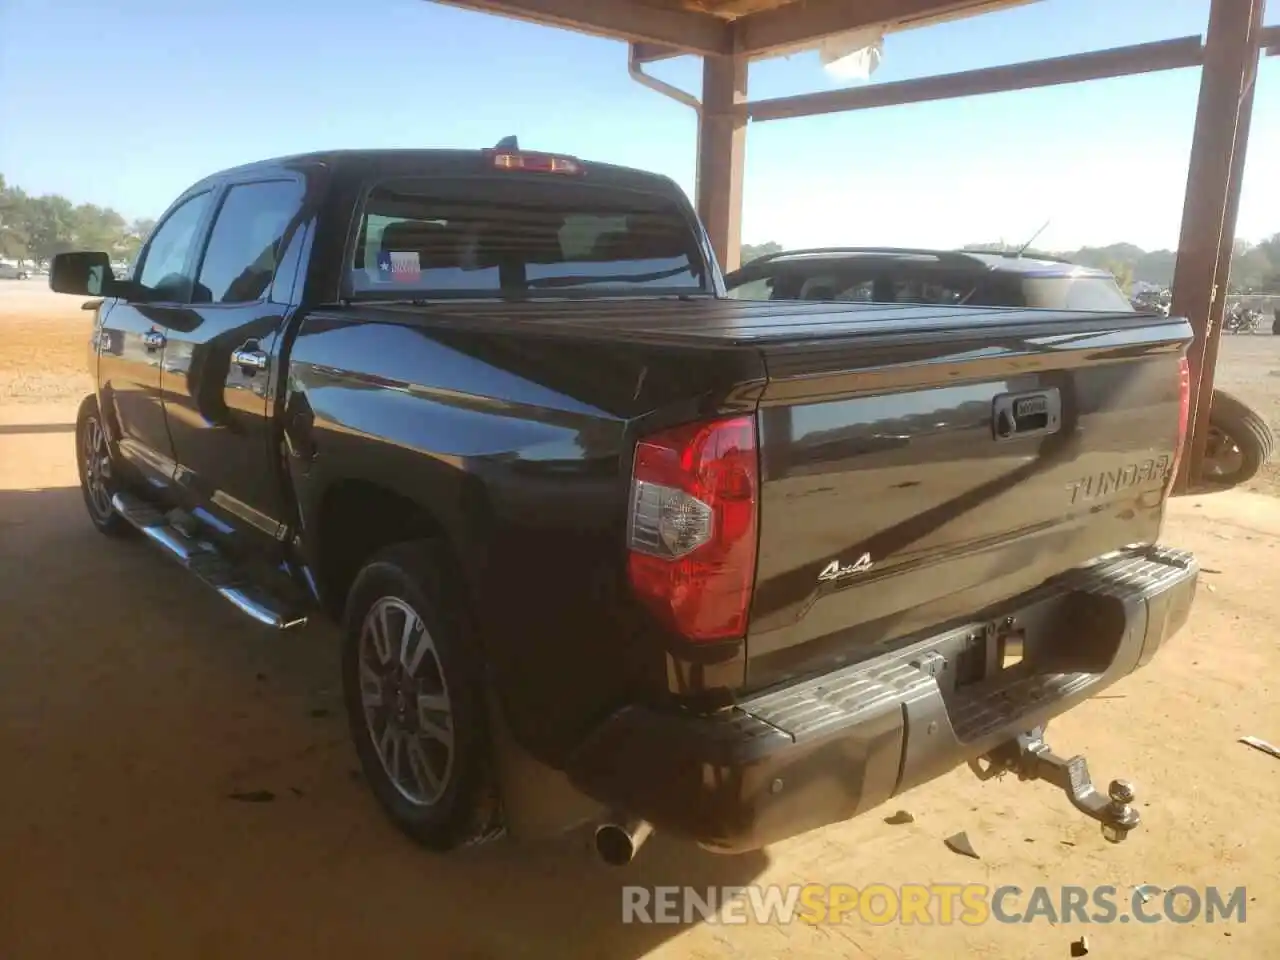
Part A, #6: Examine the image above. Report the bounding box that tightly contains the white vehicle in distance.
[0,261,31,280]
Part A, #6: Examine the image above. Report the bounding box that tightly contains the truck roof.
[188,147,686,197]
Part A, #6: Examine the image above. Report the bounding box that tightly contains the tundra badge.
[819,553,874,583]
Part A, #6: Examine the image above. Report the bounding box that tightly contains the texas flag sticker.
[376,250,421,283]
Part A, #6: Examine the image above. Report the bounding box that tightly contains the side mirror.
[49,252,113,296]
[51,252,149,301]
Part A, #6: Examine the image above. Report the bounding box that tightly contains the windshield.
[348,177,706,299]
[1020,276,1134,311]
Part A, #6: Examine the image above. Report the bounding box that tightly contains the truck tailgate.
[744,307,1192,691]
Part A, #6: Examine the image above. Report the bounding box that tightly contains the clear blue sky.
[1,0,1276,251]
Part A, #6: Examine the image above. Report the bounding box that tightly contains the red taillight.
[487,150,583,175]
[1167,355,1191,492]
[626,415,759,642]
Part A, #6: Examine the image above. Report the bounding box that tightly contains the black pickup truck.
[52,144,1198,865]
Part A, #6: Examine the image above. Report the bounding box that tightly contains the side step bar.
[111,492,308,630]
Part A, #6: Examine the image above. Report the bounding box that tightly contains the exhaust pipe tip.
[593,818,653,866]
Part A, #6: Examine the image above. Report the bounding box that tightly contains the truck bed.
[338,298,1191,694]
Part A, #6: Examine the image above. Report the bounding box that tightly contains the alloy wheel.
[359,597,455,807]
[1202,425,1244,481]
[82,415,114,520]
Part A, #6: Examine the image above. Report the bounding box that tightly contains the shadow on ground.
[0,422,76,435]
[0,486,769,957]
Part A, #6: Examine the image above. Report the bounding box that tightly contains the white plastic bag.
[819,26,886,82]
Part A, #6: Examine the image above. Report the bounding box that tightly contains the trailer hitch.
[970,727,1140,843]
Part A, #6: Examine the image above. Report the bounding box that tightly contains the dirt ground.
[2,281,1279,958]
[0,283,96,404]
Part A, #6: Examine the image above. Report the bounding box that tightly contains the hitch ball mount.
[970,726,1141,844]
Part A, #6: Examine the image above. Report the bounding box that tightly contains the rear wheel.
[1199,389,1275,487]
[75,395,132,537]
[341,540,502,850]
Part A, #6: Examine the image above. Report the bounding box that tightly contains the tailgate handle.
[993,389,1061,441]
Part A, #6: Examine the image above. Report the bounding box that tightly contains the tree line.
[740,234,1280,294]
[0,174,155,268]
[965,237,1280,294]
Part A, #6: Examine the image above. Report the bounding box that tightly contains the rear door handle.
[232,346,270,374]
[142,330,166,352]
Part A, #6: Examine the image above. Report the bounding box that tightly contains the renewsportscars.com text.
[621,884,1248,926]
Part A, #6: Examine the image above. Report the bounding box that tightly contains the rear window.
[1020,276,1134,312]
[349,177,705,298]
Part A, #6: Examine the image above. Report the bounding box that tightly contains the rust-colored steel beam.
[433,0,731,55]
[631,40,686,62]
[704,0,783,14]
[736,0,1027,57]
[1197,41,1258,488]
[636,0,1035,62]
[1170,0,1266,494]
[1263,21,1280,52]
[697,54,749,273]
[746,34,1205,121]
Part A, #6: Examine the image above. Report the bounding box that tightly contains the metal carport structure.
[441,0,1277,491]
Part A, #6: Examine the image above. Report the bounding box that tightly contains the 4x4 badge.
[819,553,874,583]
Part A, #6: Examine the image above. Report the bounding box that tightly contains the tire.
[1200,389,1275,487]
[75,394,133,537]
[341,540,502,850]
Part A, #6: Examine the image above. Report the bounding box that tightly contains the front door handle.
[232,346,270,374]
[142,330,166,352]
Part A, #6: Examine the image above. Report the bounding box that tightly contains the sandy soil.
[1,282,1279,958]
[0,282,95,403]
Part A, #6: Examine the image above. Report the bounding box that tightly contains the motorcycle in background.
[1222,304,1262,334]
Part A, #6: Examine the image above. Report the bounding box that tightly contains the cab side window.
[797,273,874,302]
[726,275,775,300]
[196,180,305,304]
[891,276,975,305]
[136,192,213,302]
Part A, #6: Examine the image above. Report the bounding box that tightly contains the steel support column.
[696,53,748,272]
[1196,17,1261,479]
[1170,0,1265,492]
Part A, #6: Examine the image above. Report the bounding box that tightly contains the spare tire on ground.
[1199,389,1276,487]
